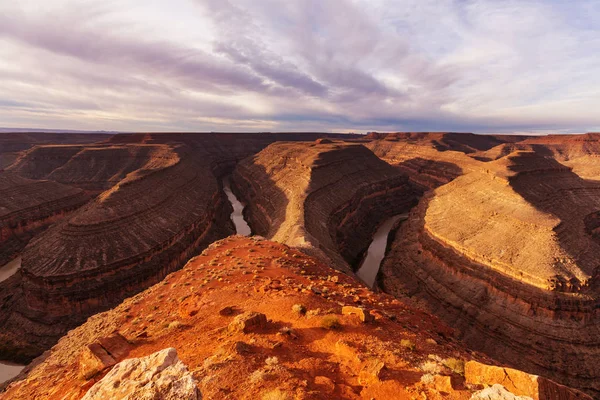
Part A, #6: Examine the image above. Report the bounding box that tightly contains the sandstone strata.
[0,132,110,169]
[1,236,586,399]
[381,150,600,396]
[232,142,419,271]
[0,171,89,266]
[0,144,234,362]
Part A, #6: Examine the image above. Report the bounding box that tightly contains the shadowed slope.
[0,171,90,266]
[232,142,419,272]
[381,150,600,396]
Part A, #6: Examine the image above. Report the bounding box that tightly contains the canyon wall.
[0,144,235,362]
[0,132,110,169]
[0,171,90,266]
[8,144,179,192]
[232,141,419,272]
[380,150,600,396]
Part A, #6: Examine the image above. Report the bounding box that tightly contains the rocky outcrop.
[465,361,591,400]
[0,144,235,362]
[232,142,419,271]
[81,348,200,400]
[380,150,600,396]
[1,236,585,400]
[0,171,89,266]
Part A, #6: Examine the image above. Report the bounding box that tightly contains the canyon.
[2,131,600,398]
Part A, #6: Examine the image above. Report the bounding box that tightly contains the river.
[0,361,24,385]
[223,179,251,236]
[356,214,408,288]
[0,257,25,383]
[0,256,21,283]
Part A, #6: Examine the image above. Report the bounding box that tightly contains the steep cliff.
[232,141,419,272]
[1,236,588,400]
[0,171,90,266]
[380,150,600,396]
[0,144,235,362]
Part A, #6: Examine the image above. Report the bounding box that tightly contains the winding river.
[223,179,251,236]
[0,362,23,385]
[0,257,25,383]
[356,214,408,288]
[0,256,21,283]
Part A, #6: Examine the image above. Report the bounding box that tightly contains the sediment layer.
[232,141,419,271]
[0,171,89,266]
[0,144,235,362]
[380,150,600,396]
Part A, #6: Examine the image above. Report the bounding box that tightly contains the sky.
[0,0,599,134]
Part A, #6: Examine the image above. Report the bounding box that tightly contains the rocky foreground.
[1,236,588,399]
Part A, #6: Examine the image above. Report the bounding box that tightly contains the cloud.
[0,0,599,133]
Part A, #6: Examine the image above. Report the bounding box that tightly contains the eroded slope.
[232,141,419,272]
[0,171,89,266]
[1,236,588,400]
[0,144,234,362]
[381,150,600,396]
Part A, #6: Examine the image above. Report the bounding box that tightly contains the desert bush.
[292,304,306,315]
[420,373,435,384]
[320,315,341,330]
[262,389,292,400]
[443,357,465,375]
[400,339,416,351]
[265,356,279,366]
[420,360,443,375]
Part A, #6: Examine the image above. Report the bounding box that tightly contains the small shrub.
[443,358,465,375]
[292,304,306,315]
[400,339,416,351]
[420,373,435,384]
[262,389,292,400]
[168,321,182,330]
[420,360,443,375]
[320,315,341,330]
[265,356,279,366]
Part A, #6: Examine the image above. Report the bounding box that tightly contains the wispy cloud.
[0,0,599,132]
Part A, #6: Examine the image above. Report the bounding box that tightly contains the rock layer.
[8,144,179,192]
[0,144,234,362]
[381,150,600,396]
[0,171,89,266]
[232,141,419,271]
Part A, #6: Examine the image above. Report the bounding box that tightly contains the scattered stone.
[219,306,235,316]
[228,311,268,333]
[358,358,385,385]
[78,333,131,380]
[342,306,374,323]
[314,376,335,394]
[470,384,533,400]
